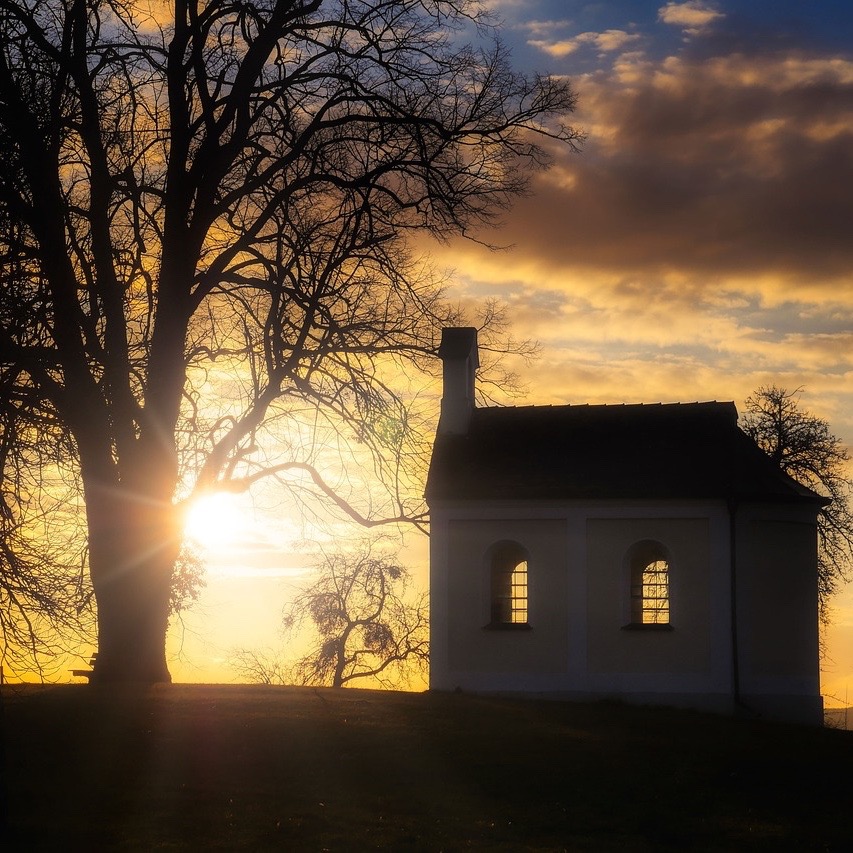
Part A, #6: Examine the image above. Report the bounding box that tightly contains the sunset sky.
[171,1,853,704]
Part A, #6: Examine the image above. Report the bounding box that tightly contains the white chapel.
[426,327,825,725]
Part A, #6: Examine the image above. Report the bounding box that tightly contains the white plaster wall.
[734,503,822,723]
[429,498,822,724]
[584,514,733,698]
[430,500,733,701]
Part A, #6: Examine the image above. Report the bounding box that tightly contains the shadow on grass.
[2,684,852,851]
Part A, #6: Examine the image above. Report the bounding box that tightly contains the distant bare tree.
[283,541,428,688]
[0,0,579,681]
[741,386,853,619]
[229,648,287,686]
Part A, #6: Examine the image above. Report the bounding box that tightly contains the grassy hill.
[2,684,852,851]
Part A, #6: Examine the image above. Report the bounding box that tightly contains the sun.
[184,492,250,548]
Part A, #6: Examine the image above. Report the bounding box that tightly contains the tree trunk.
[85,484,179,684]
[332,630,351,688]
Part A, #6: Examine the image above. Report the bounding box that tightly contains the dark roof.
[426,401,826,505]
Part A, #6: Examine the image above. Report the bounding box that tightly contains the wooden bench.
[70,653,98,681]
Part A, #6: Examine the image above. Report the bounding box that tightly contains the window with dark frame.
[631,557,670,624]
[490,543,529,626]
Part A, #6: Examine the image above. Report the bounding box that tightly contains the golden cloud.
[459,49,853,295]
[529,29,641,59]
[657,1,725,34]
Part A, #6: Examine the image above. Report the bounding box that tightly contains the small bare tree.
[283,541,428,689]
[229,647,288,685]
[741,386,853,619]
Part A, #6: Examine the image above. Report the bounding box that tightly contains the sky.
[170,1,853,705]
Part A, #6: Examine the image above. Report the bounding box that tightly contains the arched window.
[628,541,671,626]
[489,542,529,625]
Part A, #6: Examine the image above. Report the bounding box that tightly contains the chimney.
[437,327,479,435]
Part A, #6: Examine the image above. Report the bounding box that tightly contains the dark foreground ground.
[1,684,852,851]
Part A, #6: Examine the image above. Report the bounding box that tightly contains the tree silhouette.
[229,647,287,686]
[282,542,428,688]
[741,386,853,619]
[0,1,579,681]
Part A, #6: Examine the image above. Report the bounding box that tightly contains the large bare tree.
[0,0,579,682]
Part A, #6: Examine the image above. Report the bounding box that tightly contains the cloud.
[658,1,725,36]
[132,0,177,32]
[480,51,853,290]
[529,29,641,59]
[519,19,573,39]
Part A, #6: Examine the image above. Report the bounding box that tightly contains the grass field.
[2,684,852,851]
